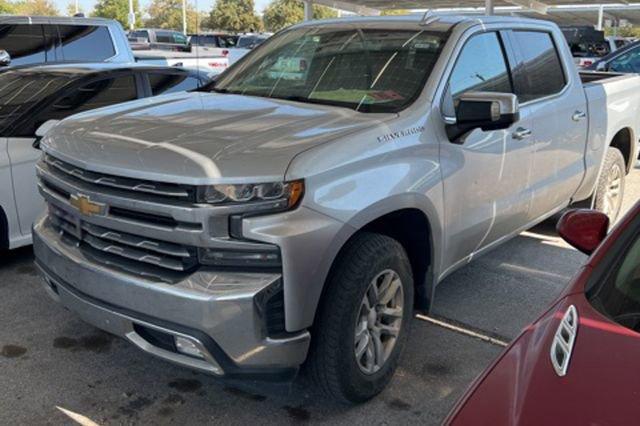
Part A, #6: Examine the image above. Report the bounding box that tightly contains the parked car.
[128,28,191,52]
[33,15,639,403]
[0,63,212,250]
[134,48,228,74]
[446,200,640,425]
[188,32,238,55]
[561,25,611,68]
[0,15,133,67]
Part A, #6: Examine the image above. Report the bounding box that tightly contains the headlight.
[197,180,304,211]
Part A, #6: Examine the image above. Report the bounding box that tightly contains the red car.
[446,201,640,426]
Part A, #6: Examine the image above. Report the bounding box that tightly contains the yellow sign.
[69,194,105,216]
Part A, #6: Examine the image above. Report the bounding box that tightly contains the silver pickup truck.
[33,15,639,403]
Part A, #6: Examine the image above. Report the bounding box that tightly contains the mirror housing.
[0,49,11,67]
[32,119,61,150]
[557,209,610,255]
[445,92,519,143]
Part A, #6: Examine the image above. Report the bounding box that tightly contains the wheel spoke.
[379,278,401,306]
[355,331,370,360]
[379,306,403,319]
[379,323,400,337]
[371,330,384,369]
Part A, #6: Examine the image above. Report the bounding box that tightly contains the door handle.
[572,111,587,122]
[512,127,532,140]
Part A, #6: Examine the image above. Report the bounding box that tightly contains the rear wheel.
[594,147,626,222]
[308,232,414,404]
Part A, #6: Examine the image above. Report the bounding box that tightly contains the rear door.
[508,30,588,220]
[9,73,142,236]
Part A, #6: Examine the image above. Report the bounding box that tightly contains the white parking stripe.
[415,314,509,347]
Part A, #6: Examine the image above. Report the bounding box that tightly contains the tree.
[381,9,411,16]
[66,1,83,16]
[93,0,141,29]
[0,0,15,14]
[13,0,59,15]
[263,0,337,32]
[144,0,201,33]
[208,0,262,32]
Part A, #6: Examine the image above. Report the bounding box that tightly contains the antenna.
[420,9,440,26]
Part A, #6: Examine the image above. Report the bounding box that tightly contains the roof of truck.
[1,62,194,76]
[0,15,117,26]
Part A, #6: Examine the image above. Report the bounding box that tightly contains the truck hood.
[42,91,392,185]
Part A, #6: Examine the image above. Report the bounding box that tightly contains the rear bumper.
[33,216,310,380]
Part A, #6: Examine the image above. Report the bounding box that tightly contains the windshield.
[589,228,640,333]
[212,26,448,113]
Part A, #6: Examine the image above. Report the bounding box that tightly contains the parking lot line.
[415,314,509,348]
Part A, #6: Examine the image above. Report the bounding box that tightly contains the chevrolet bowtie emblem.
[69,194,106,216]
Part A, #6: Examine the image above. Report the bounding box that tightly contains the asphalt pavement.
[1,162,638,425]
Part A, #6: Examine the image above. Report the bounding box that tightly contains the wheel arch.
[609,127,636,174]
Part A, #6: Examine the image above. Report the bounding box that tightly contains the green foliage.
[13,0,59,15]
[381,9,411,16]
[144,0,201,33]
[0,0,14,14]
[208,0,263,32]
[93,0,141,28]
[263,0,337,32]
[605,27,640,38]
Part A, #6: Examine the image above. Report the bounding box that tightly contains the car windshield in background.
[213,27,448,113]
[0,71,75,135]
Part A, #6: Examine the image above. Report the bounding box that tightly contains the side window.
[443,32,512,117]
[0,24,48,66]
[591,234,640,333]
[511,31,566,103]
[58,25,115,62]
[608,48,640,73]
[156,31,173,43]
[30,76,138,134]
[174,33,188,45]
[149,73,200,95]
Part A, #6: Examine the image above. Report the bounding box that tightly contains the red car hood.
[448,281,640,425]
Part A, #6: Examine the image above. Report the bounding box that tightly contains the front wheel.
[308,232,414,404]
[594,147,626,222]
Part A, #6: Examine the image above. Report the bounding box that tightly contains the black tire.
[593,147,626,222]
[308,232,414,404]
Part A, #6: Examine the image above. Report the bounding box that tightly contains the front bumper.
[33,216,310,380]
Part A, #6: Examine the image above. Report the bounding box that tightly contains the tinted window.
[589,233,640,333]
[58,25,115,62]
[0,24,48,66]
[608,47,640,73]
[149,73,200,95]
[511,31,566,103]
[130,30,149,41]
[214,28,448,113]
[173,33,188,45]
[0,71,75,135]
[156,31,174,43]
[25,75,138,136]
[443,32,511,117]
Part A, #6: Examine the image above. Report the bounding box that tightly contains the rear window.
[511,31,566,103]
[0,24,50,66]
[214,27,448,113]
[58,25,115,62]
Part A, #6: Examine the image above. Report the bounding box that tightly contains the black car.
[0,63,212,140]
[587,39,640,73]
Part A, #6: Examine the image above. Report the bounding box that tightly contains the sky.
[53,0,272,15]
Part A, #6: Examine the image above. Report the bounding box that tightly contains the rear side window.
[511,31,566,103]
[443,32,512,117]
[58,25,115,62]
[149,73,200,95]
[156,31,173,43]
[0,24,49,66]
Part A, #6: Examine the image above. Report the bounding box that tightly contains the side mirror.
[32,119,60,150]
[445,92,520,143]
[596,61,608,71]
[557,209,610,255]
[0,49,11,67]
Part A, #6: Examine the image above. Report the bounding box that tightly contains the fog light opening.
[175,336,206,360]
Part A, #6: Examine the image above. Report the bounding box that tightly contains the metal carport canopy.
[305,0,630,16]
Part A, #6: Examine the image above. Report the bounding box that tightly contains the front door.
[440,30,535,272]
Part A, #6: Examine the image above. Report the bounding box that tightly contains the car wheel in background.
[594,147,626,222]
[308,232,414,404]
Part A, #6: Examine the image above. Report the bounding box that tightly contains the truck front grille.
[44,154,197,202]
[48,202,198,280]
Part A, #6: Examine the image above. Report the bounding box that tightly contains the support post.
[485,0,494,15]
[182,0,188,35]
[304,1,314,21]
[128,0,135,30]
[597,5,604,31]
